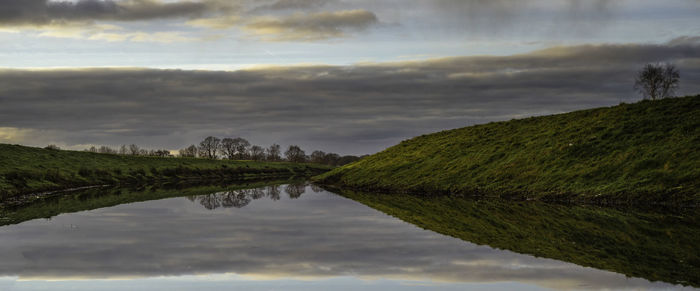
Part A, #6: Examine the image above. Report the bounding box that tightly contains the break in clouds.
[1,40,699,155]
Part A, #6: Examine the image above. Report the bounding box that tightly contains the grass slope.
[315,96,700,205]
[0,144,331,199]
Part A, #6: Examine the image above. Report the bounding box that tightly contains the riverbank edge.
[313,181,699,210]
[1,166,329,203]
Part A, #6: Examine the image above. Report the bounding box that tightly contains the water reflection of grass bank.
[0,179,306,227]
[335,189,700,287]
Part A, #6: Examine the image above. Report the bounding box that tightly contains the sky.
[1,0,699,155]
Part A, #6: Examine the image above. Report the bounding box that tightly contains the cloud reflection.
[0,185,686,290]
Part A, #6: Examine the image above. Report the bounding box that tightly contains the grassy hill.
[315,95,700,205]
[0,144,331,199]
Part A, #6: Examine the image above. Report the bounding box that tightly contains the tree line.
[83,144,172,157]
[183,136,363,166]
[50,136,363,166]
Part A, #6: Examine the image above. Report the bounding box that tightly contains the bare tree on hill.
[634,63,680,100]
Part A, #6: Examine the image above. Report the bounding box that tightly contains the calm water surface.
[0,184,694,290]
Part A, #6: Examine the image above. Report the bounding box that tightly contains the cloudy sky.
[1,0,699,155]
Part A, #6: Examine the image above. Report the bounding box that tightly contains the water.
[0,183,695,290]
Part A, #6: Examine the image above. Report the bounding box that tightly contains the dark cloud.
[0,0,212,26]
[0,186,682,289]
[668,35,700,46]
[0,41,699,154]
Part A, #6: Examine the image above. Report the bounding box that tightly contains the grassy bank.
[0,144,331,199]
[336,189,699,287]
[315,95,700,205]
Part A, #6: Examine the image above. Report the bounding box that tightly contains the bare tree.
[199,136,221,159]
[119,144,128,155]
[98,146,116,154]
[44,144,61,150]
[250,145,265,161]
[219,138,237,159]
[285,145,306,163]
[179,145,198,158]
[310,150,326,164]
[219,137,250,160]
[634,63,680,100]
[129,144,140,155]
[233,137,250,159]
[152,149,172,157]
[266,144,281,161]
[325,153,341,166]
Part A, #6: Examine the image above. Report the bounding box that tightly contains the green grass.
[315,95,700,205]
[0,144,332,199]
[336,189,700,287]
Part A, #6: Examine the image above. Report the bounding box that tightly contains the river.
[0,182,696,290]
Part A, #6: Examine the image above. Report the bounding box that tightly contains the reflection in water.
[285,183,306,199]
[0,184,695,291]
[186,183,308,210]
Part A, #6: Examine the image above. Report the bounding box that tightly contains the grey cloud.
[367,0,620,37]
[668,35,700,46]
[0,0,664,42]
[251,0,331,12]
[0,0,213,26]
[0,41,699,154]
[244,9,379,41]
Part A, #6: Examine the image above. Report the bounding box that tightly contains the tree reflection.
[285,183,306,199]
[266,185,281,201]
[310,185,324,193]
[250,188,265,200]
[186,184,307,210]
[197,194,221,210]
[221,190,251,208]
